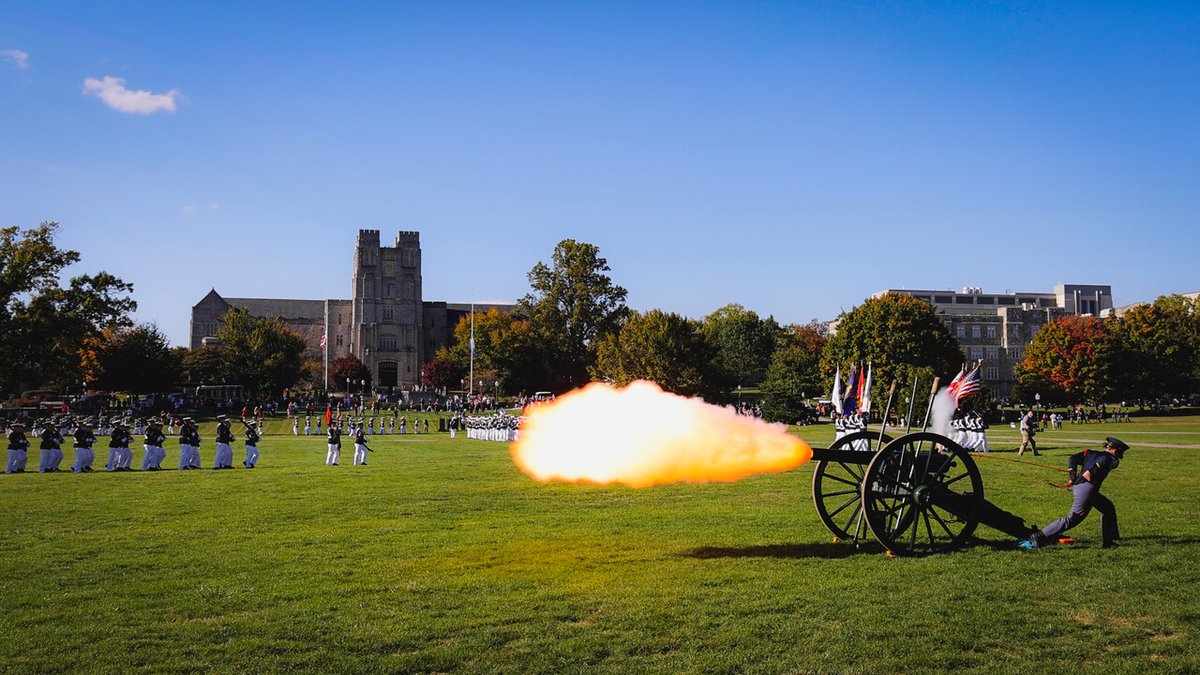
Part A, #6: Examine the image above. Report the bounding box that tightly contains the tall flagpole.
[468,295,475,398]
[323,298,329,391]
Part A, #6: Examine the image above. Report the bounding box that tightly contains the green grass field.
[3,413,1199,673]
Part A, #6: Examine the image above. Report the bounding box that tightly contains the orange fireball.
[511,380,812,488]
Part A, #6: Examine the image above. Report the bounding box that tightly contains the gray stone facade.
[189,229,515,391]
[875,284,1113,396]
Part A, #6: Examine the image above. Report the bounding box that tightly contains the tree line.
[6,223,1195,416]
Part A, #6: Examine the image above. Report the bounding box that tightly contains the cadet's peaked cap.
[1105,437,1130,454]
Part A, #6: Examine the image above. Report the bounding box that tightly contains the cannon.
[807,379,1038,557]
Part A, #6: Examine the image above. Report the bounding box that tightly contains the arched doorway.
[378,362,398,392]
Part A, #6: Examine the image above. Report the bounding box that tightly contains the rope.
[969,452,1069,473]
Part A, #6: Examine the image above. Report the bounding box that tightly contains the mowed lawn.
[2,413,1199,673]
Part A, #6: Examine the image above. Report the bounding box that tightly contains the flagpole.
[323,298,329,391]
[469,295,475,398]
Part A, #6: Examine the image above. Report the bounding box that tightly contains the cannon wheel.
[812,430,893,542]
[861,432,984,557]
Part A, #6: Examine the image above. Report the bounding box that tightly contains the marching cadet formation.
[949,411,991,452]
[8,409,486,474]
[4,414,267,474]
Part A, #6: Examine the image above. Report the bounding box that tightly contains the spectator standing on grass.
[1020,437,1128,550]
[1018,410,1040,456]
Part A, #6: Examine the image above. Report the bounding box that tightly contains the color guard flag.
[320,332,327,350]
[954,364,983,406]
[842,364,859,414]
[831,366,843,415]
[325,403,332,426]
[859,362,873,414]
[946,366,966,400]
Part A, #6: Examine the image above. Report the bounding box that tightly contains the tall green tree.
[517,239,628,392]
[445,309,544,394]
[181,344,229,385]
[1108,295,1200,402]
[699,303,783,390]
[1016,315,1120,404]
[216,308,307,397]
[761,321,828,423]
[821,292,963,408]
[88,324,180,394]
[0,222,136,394]
[591,309,715,397]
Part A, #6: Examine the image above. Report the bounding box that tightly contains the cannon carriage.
[807,429,1036,557]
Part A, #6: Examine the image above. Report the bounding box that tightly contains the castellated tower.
[351,229,424,390]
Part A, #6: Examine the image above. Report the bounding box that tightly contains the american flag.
[954,364,983,405]
[320,332,327,350]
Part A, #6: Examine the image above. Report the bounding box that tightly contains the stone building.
[872,284,1114,396]
[190,229,514,391]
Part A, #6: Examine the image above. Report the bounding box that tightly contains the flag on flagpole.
[320,332,327,350]
[954,363,983,406]
[842,364,859,414]
[860,362,873,414]
[325,403,332,427]
[946,365,966,400]
[831,366,843,415]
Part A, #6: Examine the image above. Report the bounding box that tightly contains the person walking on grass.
[1019,437,1128,550]
[6,422,29,474]
[1018,410,1040,456]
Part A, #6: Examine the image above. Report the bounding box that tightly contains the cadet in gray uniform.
[1019,437,1128,549]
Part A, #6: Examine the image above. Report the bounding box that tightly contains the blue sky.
[3,1,1198,347]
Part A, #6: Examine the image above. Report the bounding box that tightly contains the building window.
[384,308,394,320]
[986,347,997,360]
[336,335,343,347]
[956,326,966,338]
[380,336,397,351]
[998,297,1015,305]
[984,366,999,379]
[986,325,996,339]
[971,347,983,360]
[337,314,342,325]
[955,296,974,304]
[935,295,952,303]
[1008,347,1021,359]
[971,325,981,338]
[386,284,394,297]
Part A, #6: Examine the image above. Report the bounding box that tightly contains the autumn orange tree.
[1015,315,1121,404]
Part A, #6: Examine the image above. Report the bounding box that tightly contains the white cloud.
[82,75,180,114]
[182,203,219,217]
[1,49,29,69]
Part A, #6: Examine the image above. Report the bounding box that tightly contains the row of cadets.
[5,421,30,473]
[950,411,991,452]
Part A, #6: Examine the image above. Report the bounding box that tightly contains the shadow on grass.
[683,542,883,560]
